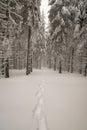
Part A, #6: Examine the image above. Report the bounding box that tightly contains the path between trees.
[0,69,87,130]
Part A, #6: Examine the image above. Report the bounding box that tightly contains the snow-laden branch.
[62,6,71,16]
[9,14,17,25]
[10,10,22,20]
[13,0,22,10]
[0,1,7,8]
[13,0,20,7]
[0,4,6,10]
[0,13,6,18]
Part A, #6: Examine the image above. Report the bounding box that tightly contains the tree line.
[0,0,87,78]
[0,0,46,78]
[46,0,87,76]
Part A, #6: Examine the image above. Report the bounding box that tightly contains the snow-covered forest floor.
[0,69,87,130]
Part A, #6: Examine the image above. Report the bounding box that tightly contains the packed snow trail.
[32,80,48,130]
[0,69,87,130]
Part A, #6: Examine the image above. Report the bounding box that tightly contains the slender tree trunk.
[54,56,57,71]
[15,54,17,69]
[4,58,9,78]
[1,57,4,75]
[66,50,70,72]
[4,0,10,78]
[30,57,33,72]
[79,57,82,74]
[26,26,31,75]
[84,64,87,76]
[70,47,74,73]
[59,60,62,73]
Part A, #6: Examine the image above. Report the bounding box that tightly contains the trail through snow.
[32,80,48,130]
[0,69,87,130]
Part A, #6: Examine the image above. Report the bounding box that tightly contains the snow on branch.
[0,1,7,8]
[56,0,63,6]
[9,14,17,25]
[0,4,6,11]
[13,0,22,10]
[13,0,20,7]
[0,13,6,18]
[62,6,71,16]
[10,10,22,20]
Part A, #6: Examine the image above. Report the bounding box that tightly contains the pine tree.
[48,0,87,74]
[0,0,41,77]
[33,11,46,69]
[20,0,41,75]
[0,0,22,78]
[48,0,74,73]
[74,0,87,75]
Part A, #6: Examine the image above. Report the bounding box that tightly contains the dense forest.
[0,0,43,78]
[0,0,87,78]
[46,0,87,76]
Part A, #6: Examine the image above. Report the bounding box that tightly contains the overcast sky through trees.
[40,0,49,28]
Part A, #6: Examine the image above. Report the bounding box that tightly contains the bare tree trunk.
[1,57,4,75]
[30,57,33,72]
[4,58,9,78]
[4,0,10,78]
[67,54,70,72]
[59,60,62,73]
[70,47,74,73]
[26,26,31,75]
[54,56,57,71]
[84,64,87,76]
[79,57,82,74]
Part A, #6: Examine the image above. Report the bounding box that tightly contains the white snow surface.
[0,69,87,130]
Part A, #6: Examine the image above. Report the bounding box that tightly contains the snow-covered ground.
[0,69,87,130]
